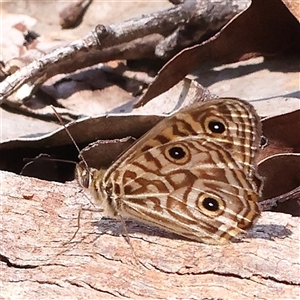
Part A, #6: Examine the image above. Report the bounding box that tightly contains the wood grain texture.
[1,170,299,299]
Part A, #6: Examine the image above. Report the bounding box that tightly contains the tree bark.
[1,170,299,299]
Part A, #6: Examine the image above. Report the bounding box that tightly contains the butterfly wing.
[105,98,262,179]
[99,98,262,244]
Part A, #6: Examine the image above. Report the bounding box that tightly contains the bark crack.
[0,253,38,269]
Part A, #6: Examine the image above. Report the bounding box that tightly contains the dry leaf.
[258,153,300,215]
[259,109,300,161]
[139,0,300,105]
[59,0,92,29]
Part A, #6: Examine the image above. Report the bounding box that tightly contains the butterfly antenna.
[21,155,77,175]
[51,105,95,246]
[51,105,90,172]
[51,107,145,266]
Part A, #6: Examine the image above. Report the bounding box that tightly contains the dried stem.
[0,0,248,105]
[259,186,300,211]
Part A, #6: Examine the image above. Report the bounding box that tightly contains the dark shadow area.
[247,224,293,241]
[0,144,83,182]
[193,55,300,92]
[91,217,293,243]
[92,218,194,242]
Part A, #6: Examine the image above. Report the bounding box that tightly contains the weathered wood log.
[1,170,299,298]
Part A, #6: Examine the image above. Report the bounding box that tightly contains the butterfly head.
[75,161,107,206]
[75,161,92,189]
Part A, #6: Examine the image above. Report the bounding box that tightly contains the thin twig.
[259,186,300,211]
[0,4,191,103]
[0,1,248,105]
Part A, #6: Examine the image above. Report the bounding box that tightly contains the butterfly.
[76,98,263,244]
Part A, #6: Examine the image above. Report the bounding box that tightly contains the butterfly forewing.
[82,98,262,244]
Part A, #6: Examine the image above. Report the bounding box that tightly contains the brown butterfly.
[76,98,263,244]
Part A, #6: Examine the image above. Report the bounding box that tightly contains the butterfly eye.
[208,120,226,134]
[165,143,191,165]
[198,193,225,216]
[75,163,91,189]
[81,171,90,189]
[78,169,90,189]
